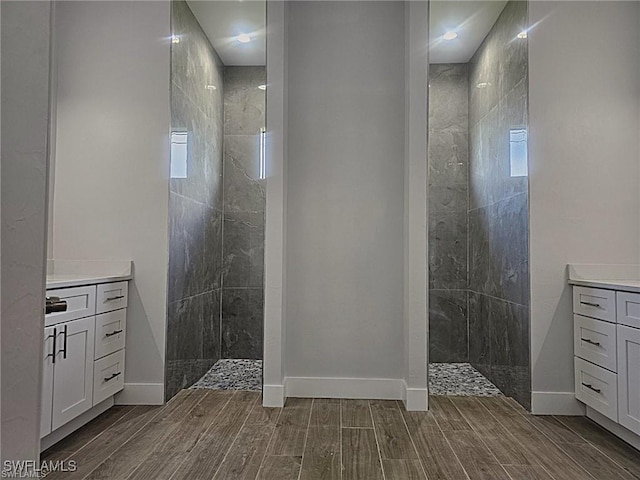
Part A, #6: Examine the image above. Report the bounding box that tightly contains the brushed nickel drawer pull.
[580,301,601,308]
[105,329,123,338]
[582,383,602,394]
[104,372,122,382]
[581,338,601,347]
[105,295,125,302]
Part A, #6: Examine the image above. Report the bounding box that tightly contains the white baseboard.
[263,384,285,407]
[115,383,164,405]
[285,376,404,400]
[587,406,640,450]
[41,397,114,451]
[403,381,428,411]
[531,391,586,415]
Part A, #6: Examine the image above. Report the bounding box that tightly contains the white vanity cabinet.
[41,280,128,443]
[572,286,640,437]
[51,316,95,430]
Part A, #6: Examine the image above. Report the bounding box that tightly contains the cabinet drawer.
[574,315,617,372]
[96,281,128,314]
[45,285,96,326]
[93,349,125,405]
[95,309,126,360]
[575,357,618,421]
[573,286,616,322]
[617,292,640,329]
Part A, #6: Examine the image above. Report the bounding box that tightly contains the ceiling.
[188,0,505,66]
[430,1,507,64]
[186,0,266,66]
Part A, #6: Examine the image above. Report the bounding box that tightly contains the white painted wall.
[284,2,406,383]
[51,1,171,402]
[1,0,51,463]
[529,1,640,413]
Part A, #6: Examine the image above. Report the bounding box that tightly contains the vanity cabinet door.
[617,325,640,435]
[51,316,95,430]
[40,326,55,438]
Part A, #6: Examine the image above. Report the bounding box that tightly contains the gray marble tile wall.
[428,64,470,363]
[467,0,531,409]
[222,66,266,360]
[166,0,225,401]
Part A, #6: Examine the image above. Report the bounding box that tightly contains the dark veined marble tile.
[490,194,530,306]
[166,296,204,363]
[497,0,528,98]
[429,64,469,132]
[224,66,266,135]
[429,290,468,363]
[223,135,265,214]
[428,130,469,186]
[222,288,264,359]
[171,0,224,122]
[223,211,265,288]
[202,289,222,362]
[168,192,205,303]
[468,291,491,375]
[429,212,467,290]
[468,207,494,295]
[204,206,223,291]
[429,184,468,214]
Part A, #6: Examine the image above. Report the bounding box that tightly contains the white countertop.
[568,264,640,293]
[46,259,132,289]
[568,278,640,293]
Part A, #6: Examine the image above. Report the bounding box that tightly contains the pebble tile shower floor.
[192,360,501,398]
[191,359,262,391]
[429,362,503,396]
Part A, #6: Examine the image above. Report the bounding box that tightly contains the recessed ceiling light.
[205,85,217,90]
[517,31,527,39]
[258,84,266,91]
[476,82,492,89]
[236,33,252,44]
[171,35,180,44]
[443,31,458,41]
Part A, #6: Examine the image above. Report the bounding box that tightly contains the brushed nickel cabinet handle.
[105,295,125,302]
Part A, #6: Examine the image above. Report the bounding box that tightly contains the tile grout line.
[447,397,522,480]
[430,397,472,480]
[254,397,285,478]
[124,390,214,480]
[367,401,387,480]
[394,401,429,479]
[477,398,593,480]
[474,398,558,480]
[239,400,279,479]
[297,398,314,480]
[210,393,261,480]
[553,415,640,477]
[47,405,137,464]
[81,391,203,480]
[165,390,236,480]
[499,398,604,480]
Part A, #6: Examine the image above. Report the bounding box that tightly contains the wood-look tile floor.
[41,390,640,480]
